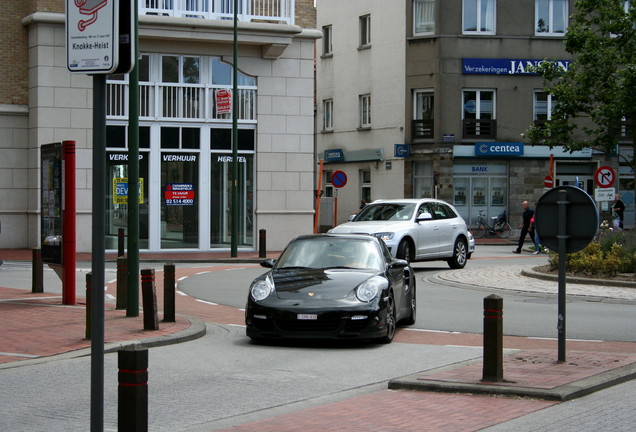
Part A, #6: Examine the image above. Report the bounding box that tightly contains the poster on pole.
[66,0,119,73]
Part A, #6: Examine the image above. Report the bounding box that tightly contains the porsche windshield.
[354,203,415,222]
[277,237,383,271]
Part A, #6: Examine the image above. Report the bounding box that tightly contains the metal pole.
[230,0,239,257]
[91,74,106,432]
[127,0,140,317]
[557,189,567,362]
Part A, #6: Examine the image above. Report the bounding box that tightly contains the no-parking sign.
[331,171,347,188]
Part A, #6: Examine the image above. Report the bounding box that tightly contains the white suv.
[329,198,474,269]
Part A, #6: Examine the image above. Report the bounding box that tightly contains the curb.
[523,267,636,289]
[388,357,636,401]
[0,314,207,370]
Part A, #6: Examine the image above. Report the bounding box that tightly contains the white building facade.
[1,1,320,253]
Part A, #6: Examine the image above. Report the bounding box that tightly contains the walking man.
[513,200,534,254]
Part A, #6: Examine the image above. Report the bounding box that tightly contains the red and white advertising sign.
[165,183,195,206]
[594,166,616,188]
[215,89,232,114]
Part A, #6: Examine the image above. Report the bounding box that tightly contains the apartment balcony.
[141,0,294,24]
[107,81,257,123]
[411,119,434,140]
[462,119,497,140]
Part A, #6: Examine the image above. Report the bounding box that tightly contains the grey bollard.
[163,264,175,322]
[32,248,43,293]
[141,269,159,331]
[482,294,504,382]
[118,344,148,431]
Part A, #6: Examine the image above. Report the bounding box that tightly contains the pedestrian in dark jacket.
[513,200,534,254]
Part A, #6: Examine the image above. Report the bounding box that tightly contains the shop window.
[210,128,255,151]
[161,127,201,149]
[414,0,435,34]
[463,0,496,34]
[535,0,568,35]
[360,170,371,204]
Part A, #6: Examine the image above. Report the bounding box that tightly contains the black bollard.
[259,229,267,258]
[163,264,175,322]
[482,294,504,382]
[116,256,128,310]
[141,269,159,330]
[32,248,43,293]
[118,344,148,432]
[118,227,126,257]
[85,273,92,340]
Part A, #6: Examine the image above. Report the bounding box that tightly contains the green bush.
[547,227,636,276]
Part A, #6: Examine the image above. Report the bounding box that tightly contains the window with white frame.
[413,90,434,139]
[322,25,333,56]
[359,94,372,128]
[360,170,371,204]
[533,91,555,121]
[359,14,371,47]
[462,89,496,138]
[414,0,435,34]
[535,0,568,35]
[323,99,333,131]
[463,0,496,34]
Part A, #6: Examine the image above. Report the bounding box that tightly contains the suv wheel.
[396,239,412,262]
[447,238,468,269]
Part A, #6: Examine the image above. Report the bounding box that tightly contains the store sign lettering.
[472,166,488,173]
[108,154,144,161]
[463,58,570,75]
[163,155,197,162]
[475,142,524,157]
[217,156,247,163]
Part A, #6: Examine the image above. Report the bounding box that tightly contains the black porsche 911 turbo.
[245,233,417,343]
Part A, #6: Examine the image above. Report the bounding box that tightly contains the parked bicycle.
[469,210,511,239]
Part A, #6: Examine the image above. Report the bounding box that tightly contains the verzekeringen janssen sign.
[463,58,571,75]
[66,0,119,73]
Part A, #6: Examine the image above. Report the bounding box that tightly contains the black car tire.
[447,238,468,269]
[402,282,416,326]
[396,239,412,262]
[376,295,396,344]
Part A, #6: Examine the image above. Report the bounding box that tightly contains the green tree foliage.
[526,0,635,171]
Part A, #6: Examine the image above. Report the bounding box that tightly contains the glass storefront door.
[453,162,508,225]
[105,152,150,250]
[161,152,199,248]
[210,153,254,247]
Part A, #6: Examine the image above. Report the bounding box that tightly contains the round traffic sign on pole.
[594,166,615,188]
[543,175,553,188]
[331,170,347,188]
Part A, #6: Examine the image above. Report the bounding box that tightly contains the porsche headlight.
[356,278,381,302]
[250,275,274,301]
[374,232,395,241]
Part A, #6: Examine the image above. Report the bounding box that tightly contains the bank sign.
[463,58,571,75]
[475,142,524,157]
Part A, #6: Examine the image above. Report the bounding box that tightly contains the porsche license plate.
[297,314,318,320]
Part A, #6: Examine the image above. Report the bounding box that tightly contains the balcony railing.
[107,81,257,122]
[412,119,434,140]
[463,119,497,140]
[141,0,294,24]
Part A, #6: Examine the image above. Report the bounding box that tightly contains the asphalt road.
[178,246,636,342]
